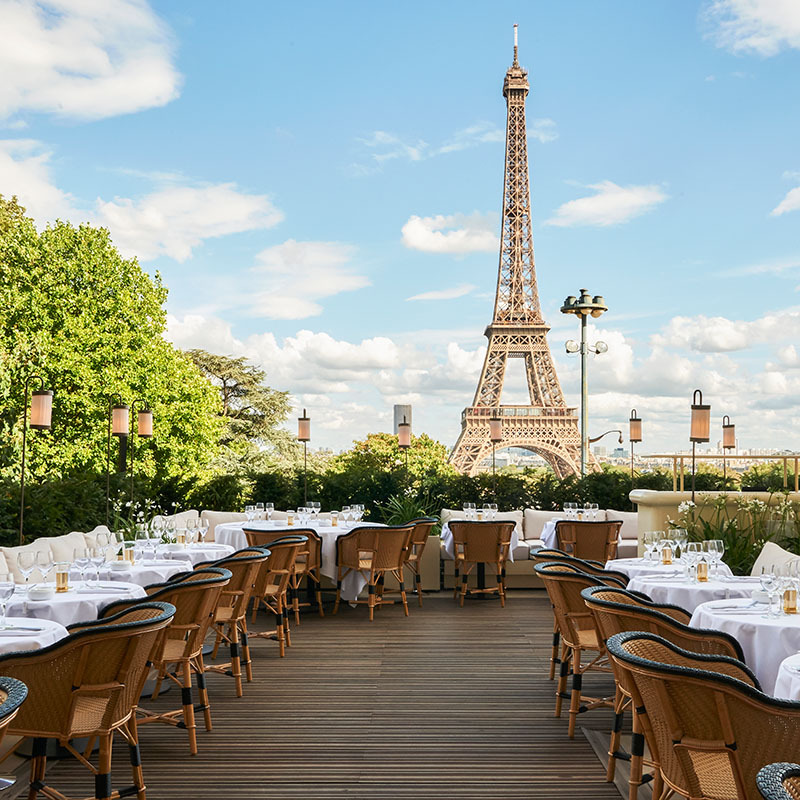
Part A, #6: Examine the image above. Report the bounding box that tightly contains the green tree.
[186,349,296,473]
[0,195,222,487]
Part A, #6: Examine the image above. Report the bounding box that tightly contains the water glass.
[0,574,14,628]
[245,505,255,523]
[287,509,296,527]
[89,547,105,585]
[669,528,688,559]
[73,547,90,587]
[265,503,274,523]
[198,520,209,544]
[35,550,53,584]
[255,502,265,521]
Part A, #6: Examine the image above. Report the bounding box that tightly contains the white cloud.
[357,131,427,164]
[97,183,284,262]
[544,180,668,227]
[528,118,559,143]
[703,0,800,55]
[437,122,504,154]
[401,212,498,253]
[0,0,181,120]
[406,284,476,301]
[247,240,370,319]
[771,186,800,216]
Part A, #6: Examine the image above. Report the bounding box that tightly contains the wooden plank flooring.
[42,592,623,799]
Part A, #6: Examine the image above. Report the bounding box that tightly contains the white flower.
[677,501,696,514]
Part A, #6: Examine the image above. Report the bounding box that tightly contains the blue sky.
[1,0,799,455]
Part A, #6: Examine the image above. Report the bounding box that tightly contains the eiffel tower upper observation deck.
[449,27,582,478]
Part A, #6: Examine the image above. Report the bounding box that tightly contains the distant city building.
[593,446,607,457]
[393,404,412,435]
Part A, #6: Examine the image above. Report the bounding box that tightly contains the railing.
[640,453,800,492]
[462,405,577,421]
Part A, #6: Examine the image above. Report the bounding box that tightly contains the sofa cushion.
[751,541,797,577]
[49,531,91,562]
[0,540,54,582]
[523,509,563,540]
[200,511,247,542]
[153,509,199,528]
[82,525,113,549]
[606,509,638,544]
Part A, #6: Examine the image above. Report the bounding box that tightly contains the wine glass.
[35,551,52,585]
[341,506,351,528]
[0,574,14,630]
[89,547,106,585]
[17,552,36,599]
[684,541,701,578]
[245,505,254,523]
[255,502,265,521]
[703,540,720,577]
[669,528,688,560]
[310,502,320,520]
[265,503,274,524]
[73,547,90,588]
[197,519,209,544]
[761,566,779,618]
[710,539,725,576]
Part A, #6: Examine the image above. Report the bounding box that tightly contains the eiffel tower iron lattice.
[450,28,586,479]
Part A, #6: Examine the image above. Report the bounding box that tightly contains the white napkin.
[78,586,129,594]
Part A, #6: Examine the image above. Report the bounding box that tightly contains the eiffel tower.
[450,27,582,478]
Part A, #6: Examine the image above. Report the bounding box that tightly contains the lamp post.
[105,396,129,525]
[298,409,311,505]
[560,288,608,476]
[722,415,735,485]
[397,414,411,474]
[689,389,710,502]
[489,413,503,497]
[129,399,153,507]
[629,410,642,487]
[19,375,53,545]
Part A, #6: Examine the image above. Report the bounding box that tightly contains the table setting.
[0,616,69,656]
[773,653,800,701]
[540,503,602,549]
[440,503,521,562]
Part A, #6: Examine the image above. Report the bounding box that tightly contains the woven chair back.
[555,520,622,562]
[336,526,410,571]
[607,631,800,800]
[252,536,307,598]
[407,517,437,550]
[449,521,514,564]
[0,602,174,740]
[245,527,321,569]
[531,548,628,585]
[757,763,800,800]
[0,676,27,744]
[373,526,414,571]
[205,550,268,623]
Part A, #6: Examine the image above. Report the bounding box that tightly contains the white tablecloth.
[6,582,146,626]
[215,521,385,603]
[160,544,234,566]
[73,561,185,588]
[0,617,68,656]
[440,522,521,563]
[773,653,800,701]
[607,557,734,581]
[628,574,760,613]
[691,598,800,694]
[540,519,564,550]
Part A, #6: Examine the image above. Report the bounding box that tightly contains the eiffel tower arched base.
[450,407,589,478]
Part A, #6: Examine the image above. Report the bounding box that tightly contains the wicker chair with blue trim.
[607,631,800,800]
[99,567,232,756]
[757,763,800,800]
[582,584,745,800]
[0,601,174,800]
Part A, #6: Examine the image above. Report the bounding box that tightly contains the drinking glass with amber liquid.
[696,558,709,582]
[329,511,337,528]
[55,562,70,593]
[660,538,674,565]
[287,510,296,527]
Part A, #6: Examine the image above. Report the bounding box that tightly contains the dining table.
[607,557,734,581]
[773,653,800,701]
[0,616,69,656]
[73,560,186,588]
[691,597,800,696]
[627,572,761,613]
[215,519,384,602]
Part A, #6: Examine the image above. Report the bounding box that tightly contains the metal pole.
[691,441,697,502]
[106,401,113,526]
[492,442,497,498]
[19,399,29,546]
[580,312,588,476]
[303,441,308,506]
[630,441,634,488]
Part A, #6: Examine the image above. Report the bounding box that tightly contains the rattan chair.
[196,548,269,697]
[0,601,174,800]
[100,567,232,756]
[582,585,745,800]
[403,517,437,607]
[607,631,800,800]
[333,525,413,620]
[244,535,307,657]
[449,520,514,607]
[555,519,623,562]
[0,675,27,762]
[757,763,800,800]
[533,562,616,737]
[245,528,322,625]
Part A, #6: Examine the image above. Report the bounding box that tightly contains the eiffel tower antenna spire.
[449,30,586,478]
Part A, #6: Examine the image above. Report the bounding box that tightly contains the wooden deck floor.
[42,591,622,800]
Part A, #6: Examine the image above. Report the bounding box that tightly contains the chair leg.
[126,717,146,800]
[316,575,325,617]
[555,642,570,718]
[292,581,301,626]
[28,738,47,800]
[276,597,285,657]
[453,566,460,598]
[549,619,560,680]
[568,648,582,738]
[229,624,243,697]
[282,595,292,647]
[181,660,198,756]
[368,582,375,621]
[334,576,342,615]
[496,565,505,607]
[240,620,253,681]
[415,572,423,607]
[399,577,409,616]
[95,733,112,800]
[607,685,625,781]
[196,653,213,731]
[629,707,645,800]
[459,572,468,607]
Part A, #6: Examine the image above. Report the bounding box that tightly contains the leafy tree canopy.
[0,194,222,483]
[186,349,296,472]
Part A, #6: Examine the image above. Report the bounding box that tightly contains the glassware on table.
[55,562,70,593]
[310,502,320,520]
[659,537,675,565]
[197,519,209,544]
[245,505,255,523]
[760,566,780,618]
[89,547,106,585]
[589,503,599,520]
[329,511,337,528]
[0,574,14,628]
[684,541,701,579]
[265,503,274,524]
[287,509,296,527]
[255,502,265,521]
[73,547,90,587]
[124,543,136,564]
[35,550,53,585]
[669,528,688,560]
[710,538,725,576]
[341,506,351,527]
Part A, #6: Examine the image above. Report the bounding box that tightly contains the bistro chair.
[582,585,745,800]
[245,536,307,657]
[245,527,322,624]
[607,631,800,800]
[403,517,437,607]
[757,763,800,800]
[195,548,269,697]
[0,601,174,800]
[449,520,515,607]
[99,567,232,756]
[0,675,28,786]
[533,562,616,738]
[333,525,414,620]
[555,519,622,562]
